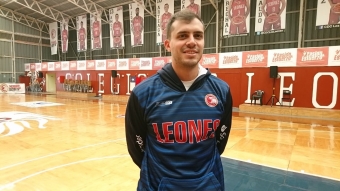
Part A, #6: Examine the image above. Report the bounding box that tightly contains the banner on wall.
[156,0,174,44]
[77,14,87,52]
[91,10,102,50]
[60,18,69,53]
[109,6,125,49]
[181,0,201,17]
[255,0,287,35]
[130,2,144,47]
[0,83,25,94]
[297,47,329,66]
[267,48,297,67]
[49,22,58,55]
[223,0,251,37]
[316,0,340,29]
[328,46,340,66]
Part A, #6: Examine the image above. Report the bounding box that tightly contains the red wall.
[48,66,340,109]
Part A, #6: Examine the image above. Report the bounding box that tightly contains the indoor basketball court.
[0,94,339,190]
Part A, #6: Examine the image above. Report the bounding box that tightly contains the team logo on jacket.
[205,94,218,107]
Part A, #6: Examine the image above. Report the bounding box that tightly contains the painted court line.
[0,155,130,191]
[0,138,125,171]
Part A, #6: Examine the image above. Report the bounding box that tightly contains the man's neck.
[172,63,199,81]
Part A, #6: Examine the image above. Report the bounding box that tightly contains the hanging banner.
[156,0,174,44]
[60,19,69,53]
[316,0,340,29]
[181,0,201,17]
[130,2,144,47]
[223,0,251,37]
[110,6,125,49]
[255,0,287,35]
[91,10,102,50]
[49,22,58,55]
[77,14,87,52]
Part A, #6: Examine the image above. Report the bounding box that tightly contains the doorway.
[46,73,56,93]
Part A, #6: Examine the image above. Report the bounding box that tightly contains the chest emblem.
[205,94,218,107]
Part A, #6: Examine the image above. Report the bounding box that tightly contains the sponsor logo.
[223,55,239,64]
[272,52,293,62]
[141,60,150,66]
[119,61,127,67]
[154,60,165,67]
[301,51,325,61]
[205,94,218,107]
[202,56,217,65]
[246,54,265,63]
[0,84,9,93]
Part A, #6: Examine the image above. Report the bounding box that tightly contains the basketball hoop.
[331,3,340,14]
[267,13,280,24]
[232,15,245,25]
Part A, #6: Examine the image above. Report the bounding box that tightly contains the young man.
[112,14,123,48]
[78,21,86,51]
[161,3,172,43]
[262,0,286,32]
[328,0,340,24]
[125,9,233,191]
[186,0,201,16]
[131,7,144,46]
[228,0,250,35]
[61,24,68,53]
[92,15,101,49]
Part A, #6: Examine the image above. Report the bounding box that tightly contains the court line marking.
[0,138,125,171]
[0,154,130,191]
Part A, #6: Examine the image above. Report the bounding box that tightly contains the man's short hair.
[166,9,204,40]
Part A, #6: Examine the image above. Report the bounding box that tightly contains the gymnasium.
[0,0,339,190]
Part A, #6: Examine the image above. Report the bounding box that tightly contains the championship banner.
[109,6,125,49]
[255,0,286,35]
[129,2,144,47]
[316,0,340,29]
[91,10,102,50]
[77,15,87,52]
[223,0,251,37]
[49,22,58,55]
[60,19,69,53]
[181,0,201,17]
[156,0,174,44]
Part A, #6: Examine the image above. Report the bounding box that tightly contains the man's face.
[136,8,139,15]
[164,18,204,68]
[115,14,119,21]
[164,4,169,12]
[190,0,195,4]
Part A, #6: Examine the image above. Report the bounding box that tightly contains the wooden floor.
[0,94,339,190]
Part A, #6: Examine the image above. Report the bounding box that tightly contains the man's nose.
[186,35,197,47]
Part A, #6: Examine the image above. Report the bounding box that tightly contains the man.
[92,15,101,49]
[125,9,233,191]
[78,21,86,51]
[328,0,340,24]
[61,23,68,53]
[131,7,144,46]
[186,0,201,16]
[262,0,286,32]
[161,3,172,43]
[112,14,123,48]
[228,0,250,35]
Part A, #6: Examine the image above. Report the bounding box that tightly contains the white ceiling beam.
[11,0,76,29]
[0,7,49,35]
[67,0,109,23]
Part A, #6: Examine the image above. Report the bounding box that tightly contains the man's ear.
[164,39,171,52]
